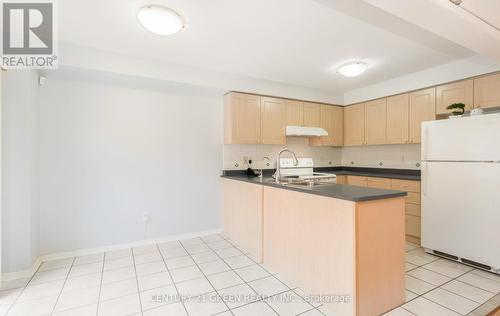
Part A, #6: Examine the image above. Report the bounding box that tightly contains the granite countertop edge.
[220,175,408,202]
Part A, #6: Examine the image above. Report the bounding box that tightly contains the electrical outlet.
[142,212,150,223]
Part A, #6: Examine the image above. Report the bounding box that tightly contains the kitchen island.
[221,173,407,316]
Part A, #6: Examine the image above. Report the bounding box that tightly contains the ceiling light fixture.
[337,62,367,77]
[137,5,184,36]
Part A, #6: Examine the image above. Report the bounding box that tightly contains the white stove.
[275,158,337,186]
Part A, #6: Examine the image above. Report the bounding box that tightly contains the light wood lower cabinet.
[405,203,421,216]
[391,179,421,193]
[336,175,347,184]
[263,186,405,316]
[346,176,422,244]
[391,179,421,245]
[366,177,391,189]
[405,215,421,240]
[347,175,368,187]
[260,97,286,144]
[221,179,263,261]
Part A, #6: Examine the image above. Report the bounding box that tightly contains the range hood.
[286,125,328,137]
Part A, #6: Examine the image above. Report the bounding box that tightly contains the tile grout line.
[154,242,190,316]
[6,239,498,316]
[49,257,76,315]
[450,278,499,296]
[436,283,490,305]
[402,247,497,316]
[131,248,145,316]
[417,269,490,315]
[206,236,317,315]
[400,306,419,315]
[179,237,236,316]
[217,234,321,314]
[54,254,292,310]
[94,252,107,316]
[3,257,70,316]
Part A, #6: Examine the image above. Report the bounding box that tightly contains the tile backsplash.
[223,138,421,170]
[223,137,342,170]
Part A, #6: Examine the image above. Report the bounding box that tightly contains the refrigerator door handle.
[422,126,429,161]
[422,162,427,196]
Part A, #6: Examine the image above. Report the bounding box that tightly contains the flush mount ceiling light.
[337,62,367,77]
[137,5,184,36]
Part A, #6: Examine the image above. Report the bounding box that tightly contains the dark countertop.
[315,166,421,181]
[221,173,408,202]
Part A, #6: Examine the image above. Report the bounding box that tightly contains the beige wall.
[223,137,342,170]
[341,144,421,170]
[223,141,421,170]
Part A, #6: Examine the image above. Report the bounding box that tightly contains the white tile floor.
[0,235,499,316]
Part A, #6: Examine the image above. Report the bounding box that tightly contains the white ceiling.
[460,0,500,30]
[58,0,476,93]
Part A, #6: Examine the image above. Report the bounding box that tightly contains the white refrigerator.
[421,113,500,274]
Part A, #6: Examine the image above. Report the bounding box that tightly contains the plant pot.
[448,114,463,119]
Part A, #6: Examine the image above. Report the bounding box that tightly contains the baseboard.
[2,228,222,282]
[2,257,42,282]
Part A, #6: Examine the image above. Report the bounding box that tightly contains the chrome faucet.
[275,149,299,183]
[259,156,271,180]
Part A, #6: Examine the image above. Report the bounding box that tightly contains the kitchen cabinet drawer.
[347,176,367,187]
[405,192,421,205]
[405,203,421,216]
[335,175,347,184]
[406,215,421,238]
[366,177,391,189]
[391,179,420,193]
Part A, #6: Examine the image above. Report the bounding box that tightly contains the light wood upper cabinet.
[409,88,436,144]
[364,99,387,145]
[286,100,304,126]
[330,106,344,146]
[260,97,286,144]
[310,105,344,147]
[436,80,473,115]
[224,92,261,144]
[344,103,365,146]
[386,94,409,144]
[303,102,321,127]
[474,73,500,109]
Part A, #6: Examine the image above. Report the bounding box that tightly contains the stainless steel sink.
[279,179,335,187]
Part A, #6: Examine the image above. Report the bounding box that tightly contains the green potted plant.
[446,102,466,118]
